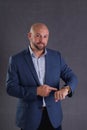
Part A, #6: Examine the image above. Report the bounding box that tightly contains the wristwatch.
[64,86,71,94]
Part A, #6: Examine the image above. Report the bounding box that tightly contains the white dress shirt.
[29,46,47,106]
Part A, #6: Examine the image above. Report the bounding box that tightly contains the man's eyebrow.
[36,33,40,35]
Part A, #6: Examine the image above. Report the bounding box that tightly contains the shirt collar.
[29,45,47,58]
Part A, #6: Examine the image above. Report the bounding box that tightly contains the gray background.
[0,0,87,130]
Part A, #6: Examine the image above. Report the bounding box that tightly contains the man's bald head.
[28,23,49,53]
[30,23,49,33]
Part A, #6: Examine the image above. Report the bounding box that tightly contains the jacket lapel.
[23,48,40,85]
[44,50,50,84]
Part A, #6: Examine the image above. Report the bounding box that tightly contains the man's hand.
[54,86,70,102]
[37,84,57,97]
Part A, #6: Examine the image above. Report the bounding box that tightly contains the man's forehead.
[34,26,48,31]
[30,23,49,33]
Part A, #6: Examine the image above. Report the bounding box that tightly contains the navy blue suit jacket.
[6,48,78,130]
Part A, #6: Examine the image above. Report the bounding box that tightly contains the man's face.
[28,26,49,51]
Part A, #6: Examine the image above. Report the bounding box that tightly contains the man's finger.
[49,87,57,91]
[54,91,59,102]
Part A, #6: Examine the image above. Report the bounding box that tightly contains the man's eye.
[44,35,48,38]
[44,36,47,38]
[36,34,40,37]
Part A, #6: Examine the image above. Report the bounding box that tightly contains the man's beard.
[34,42,46,51]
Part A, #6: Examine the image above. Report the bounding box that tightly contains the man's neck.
[29,46,45,58]
[34,49,45,58]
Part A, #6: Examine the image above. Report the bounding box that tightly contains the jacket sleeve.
[60,54,78,97]
[6,56,38,101]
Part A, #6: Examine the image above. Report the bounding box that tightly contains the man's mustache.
[37,42,45,45]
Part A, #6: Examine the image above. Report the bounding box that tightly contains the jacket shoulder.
[11,48,28,59]
[47,48,61,56]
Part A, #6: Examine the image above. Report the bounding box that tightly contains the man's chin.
[37,45,45,51]
[38,47,45,51]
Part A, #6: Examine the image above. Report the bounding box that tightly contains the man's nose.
[39,36,43,42]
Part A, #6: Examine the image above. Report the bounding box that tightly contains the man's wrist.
[65,86,71,94]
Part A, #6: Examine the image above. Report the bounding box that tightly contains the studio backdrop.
[0,0,87,130]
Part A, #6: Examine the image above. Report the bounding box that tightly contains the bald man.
[6,23,78,130]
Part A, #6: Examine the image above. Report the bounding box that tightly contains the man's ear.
[28,32,32,39]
